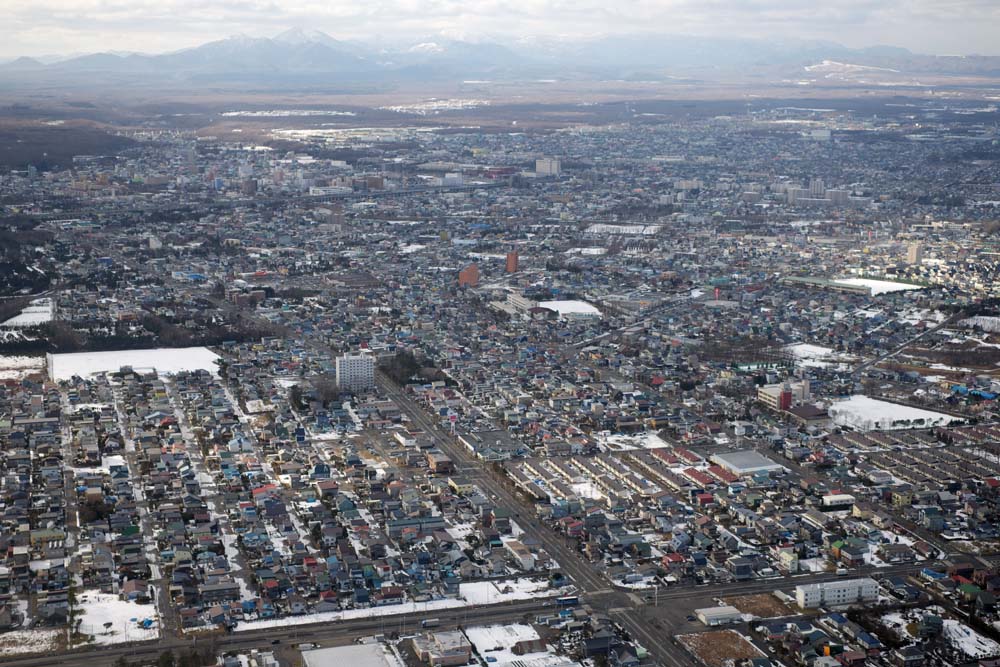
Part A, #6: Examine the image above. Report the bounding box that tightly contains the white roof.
[537,300,601,316]
[303,644,395,667]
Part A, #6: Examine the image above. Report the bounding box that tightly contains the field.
[723,593,794,619]
[0,119,135,169]
[678,630,766,667]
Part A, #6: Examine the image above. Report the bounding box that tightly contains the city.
[2,6,1000,667]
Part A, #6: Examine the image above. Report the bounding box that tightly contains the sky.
[1,0,999,59]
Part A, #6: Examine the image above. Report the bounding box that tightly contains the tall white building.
[335,354,375,393]
[535,157,561,176]
[795,578,879,608]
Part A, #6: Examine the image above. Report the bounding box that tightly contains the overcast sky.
[1,0,999,59]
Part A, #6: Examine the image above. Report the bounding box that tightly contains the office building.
[907,242,924,265]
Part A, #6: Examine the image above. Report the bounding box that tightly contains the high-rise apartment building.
[458,264,479,288]
[505,251,519,273]
[335,354,375,393]
[535,157,561,176]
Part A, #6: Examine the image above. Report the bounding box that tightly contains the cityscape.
[3,4,1000,667]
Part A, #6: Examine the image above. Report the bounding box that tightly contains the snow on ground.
[0,628,63,657]
[960,316,1000,333]
[1,298,54,327]
[785,343,853,368]
[570,482,605,501]
[799,558,830,573]
[602,432,669,451]
[235,579,560,632]
[944,619,1000,658]
[49,347,220,380]
[537,300,601,318]
[833,278,923,295]
[0,355,46,380]
[76,590,160,645]
[828,395,962,431]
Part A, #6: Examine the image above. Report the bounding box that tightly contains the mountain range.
[3,28,1000,90]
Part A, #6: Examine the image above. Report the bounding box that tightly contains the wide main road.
[376,370,703,667]
[0,598,550,667]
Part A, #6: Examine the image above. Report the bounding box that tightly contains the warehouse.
[710,450,785,477]
[696,605,744,626]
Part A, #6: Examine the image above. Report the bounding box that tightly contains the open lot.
[723,594,795,619]
[678,629,765,667]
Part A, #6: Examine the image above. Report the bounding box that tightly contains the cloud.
[0,0,998,57]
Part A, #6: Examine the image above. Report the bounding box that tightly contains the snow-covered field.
[0,355,46,380]
[235,579,560,632]
[76,590,159,645]
[960,316,1000,333]
[833,278,923,295]
[785,343,852,369]
[0,628,63,657]
[602,432,669,451]
[828,395,962,431]
[944,619,1000,659]
[1,298,54,327]
[49,347,220,380]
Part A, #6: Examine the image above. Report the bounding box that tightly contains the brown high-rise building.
[505,251,519,273]
[458,263,479,288]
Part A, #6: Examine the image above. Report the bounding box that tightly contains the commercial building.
[907,242,924,265]
[795,578,879,609]
[335,354,375,393]
[695,605,744,626]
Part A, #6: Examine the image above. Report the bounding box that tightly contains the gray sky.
[1,0,999,58]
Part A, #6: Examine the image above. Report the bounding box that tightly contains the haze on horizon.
[1,0,999,60]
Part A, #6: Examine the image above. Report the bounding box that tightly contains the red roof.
[682,467,714,486]
[708,465,739,484]
[674,447,702,463]
[651,448,680,465]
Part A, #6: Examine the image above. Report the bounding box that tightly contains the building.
[536,300,601,320]
[695,605,744,626]
[907,242,924,265]
[412,631,473,667]
[458,264,479,288]
[795,578,879,608]
[710,450,785,477]
[335,354,375,393]
[757,380,810,410]
[505,251,519,273]
[535,157,561,176]
[505,539,536,570]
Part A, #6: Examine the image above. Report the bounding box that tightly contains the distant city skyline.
[1,0,999,59]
